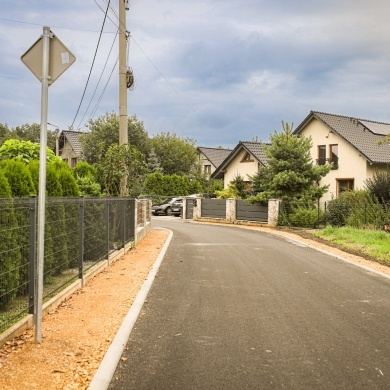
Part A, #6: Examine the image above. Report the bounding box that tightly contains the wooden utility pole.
[119,0,128,195]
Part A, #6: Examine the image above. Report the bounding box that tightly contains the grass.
[312,226,390,265]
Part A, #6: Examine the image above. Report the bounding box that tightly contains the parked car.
[152,197,183,216]
[171,198,184,217]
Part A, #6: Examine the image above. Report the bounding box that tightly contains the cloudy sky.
[1,0,390,148]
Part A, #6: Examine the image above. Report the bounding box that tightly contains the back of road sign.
[21,32,76,85]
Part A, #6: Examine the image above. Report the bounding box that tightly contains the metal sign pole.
[35,26,51,344]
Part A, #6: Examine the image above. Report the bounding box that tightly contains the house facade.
[294,111,390,202]
[211,141,268,189]
[56,130,83,168]
[197,147,231,177]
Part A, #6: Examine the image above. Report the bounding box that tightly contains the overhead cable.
[70,0,111,129]
[76,30,119,129]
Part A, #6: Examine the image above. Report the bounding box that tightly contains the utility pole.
[119,0,128,196]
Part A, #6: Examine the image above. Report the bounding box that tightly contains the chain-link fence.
[0,196,144,334]
[278,200,390,230]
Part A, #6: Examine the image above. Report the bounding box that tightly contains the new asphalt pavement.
[105,218,390,389]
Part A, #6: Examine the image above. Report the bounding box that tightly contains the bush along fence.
[0,196,151,339]
[278,200,390,229]
[185,197,390,231]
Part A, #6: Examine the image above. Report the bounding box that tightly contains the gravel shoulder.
[0,223,388,390]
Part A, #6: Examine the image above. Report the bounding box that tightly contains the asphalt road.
[109,218,390,390]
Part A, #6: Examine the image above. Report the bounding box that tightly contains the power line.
[70,0,112,129]
[130,36,209,127]
[89,56,119,120]
[76,30,119,129]
[0,16,116,33]
[93,0,120,30]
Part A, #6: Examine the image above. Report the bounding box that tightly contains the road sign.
[21,31,76,85]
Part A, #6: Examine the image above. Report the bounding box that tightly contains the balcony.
[316,157,339,170]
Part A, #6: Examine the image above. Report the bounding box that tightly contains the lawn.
[312,226,390,265]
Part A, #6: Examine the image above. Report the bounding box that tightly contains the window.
[337,179,354,195]
[317,145,326,165]
[329,144,339,169]
[204,164,211,175]
[241,152,253,162]
[71,158,77,168]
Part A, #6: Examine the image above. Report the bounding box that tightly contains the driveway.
[109,218,390,389]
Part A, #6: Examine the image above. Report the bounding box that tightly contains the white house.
[211,141,268,189]
[56,130,83,168]
[197,146,231,177]
[294,111,390,202]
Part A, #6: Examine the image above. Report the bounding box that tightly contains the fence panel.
[0,196,140,334]
[186,198,194,219]
[236,200,268,222]
[201,199,226,218]
[0,198,31,333]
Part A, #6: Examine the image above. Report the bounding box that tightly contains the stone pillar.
[226,198,236,223]
[142,199,147,227]
[182,198,187,220]
[268,199,281,227]
[193,198,201,220]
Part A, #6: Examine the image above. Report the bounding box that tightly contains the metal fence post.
[123,199,126,248]
[106,198,110,264]
[364,203,367,226]
[317,199,320,228]
[29,195,37,316]
[324,201,327,225]
[78,196,84,281]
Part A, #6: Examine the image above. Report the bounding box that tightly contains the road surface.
[109,218,390,389]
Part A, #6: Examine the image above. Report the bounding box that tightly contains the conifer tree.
[249,122,331,203]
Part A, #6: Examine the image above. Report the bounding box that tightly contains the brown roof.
[294,111,390,164]
[211,141,268,179]
[197,147,231,169]
[59,130,83,157]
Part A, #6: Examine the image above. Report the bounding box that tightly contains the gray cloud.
[1,1,390,148]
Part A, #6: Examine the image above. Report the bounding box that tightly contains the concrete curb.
[88,228,173,390]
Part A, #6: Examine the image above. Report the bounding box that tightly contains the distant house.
[294,111,390,202]
[197,146,231,177]
[211,141,268,189]
[56,130,83,168]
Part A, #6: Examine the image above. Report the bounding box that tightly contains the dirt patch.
[0,229,170,390]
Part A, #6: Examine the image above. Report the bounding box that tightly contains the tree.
[0,123,11,146]
[248,122,331,203]
[216,175,247,199]
[96,144,146,196]
[80,113,151,164]
[364,171,390,203]
[0,139,58,163]
[12,123,57,151]
[145,148,162,174]
[73,161,101,196]
[151,132,197,175]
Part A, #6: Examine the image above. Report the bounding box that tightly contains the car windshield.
[155,197,176,205]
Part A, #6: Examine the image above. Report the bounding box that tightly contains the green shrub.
[288,205,322,228]
[0,171,21,308]
[0,160,35,196]
[326,190,383,228]
[364,171,390,203]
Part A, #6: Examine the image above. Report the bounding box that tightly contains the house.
[293,111,390,202]
[211,141,268,189]
[197,146,231,177]
[56,130,83,168]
